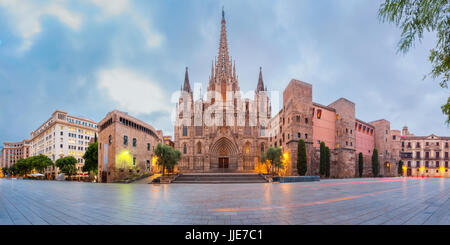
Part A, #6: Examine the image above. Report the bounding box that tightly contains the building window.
[317,109,322,119]
[109,135,112,145]
[197,142,202,154]
[436,161,439,167]
[296,115,300,122]
[133,138,136,147]
[124,135,128,146]
[147,143,150,151]
[146,160,150,171]
[305,118,308,124]
[305,134,308,139]
[182,126,188,136]
[297,132,301,139]
[133,157,136,166]
[183,144,187,154]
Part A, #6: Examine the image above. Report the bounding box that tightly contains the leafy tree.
[30,155,53,173]
[319,142,326,176]
[358,152,364,177]
[372,148,380,177]
[154,143,181,176]
[55,156,78,177]
[16,158,32,176]
[297,139,307,176]
[1,167,8,176]
[325,146,330,178]
[261,147,283,175]
[9,165,17,176]
[379,0,450,124]
[82,142,98,176]
[398,160,404,176]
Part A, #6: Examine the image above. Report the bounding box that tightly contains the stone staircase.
[171,173,269,184]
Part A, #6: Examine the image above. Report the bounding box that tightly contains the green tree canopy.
[153,143,181,176]
[358,152,364,177]
[297,139,307,176]
[379,0,450,124]
[82,142,98,175]
[55,156,78,177]
[398,160,404,176]
[325,146,330,178]
[261,147,283,175]
[30,155,53,173]
[372,148,380,177]
[319,142,326,176]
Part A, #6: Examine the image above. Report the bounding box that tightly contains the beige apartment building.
[400,126,450,177]
[97,110,164,183]
[1,140,31,169]
[30,110,98,179]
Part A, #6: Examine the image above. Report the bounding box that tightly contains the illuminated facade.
[400,126,450,177]
[174,10,402,177]
[29,110,98,179]
[174,10,270,173]
[97,110,164,183]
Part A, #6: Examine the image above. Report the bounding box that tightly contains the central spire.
[216,7,231,78]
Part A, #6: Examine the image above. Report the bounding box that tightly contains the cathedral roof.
[183,67,192,93]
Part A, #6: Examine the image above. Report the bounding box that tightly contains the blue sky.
[0,0,448,146]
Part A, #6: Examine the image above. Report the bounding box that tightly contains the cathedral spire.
[256,67,265,92]
[183,67,192,93]
[217,7,230,78]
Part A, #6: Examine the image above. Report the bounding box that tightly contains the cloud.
[0,0,82,52]
[96,67,171,115]
[88,0,163,48]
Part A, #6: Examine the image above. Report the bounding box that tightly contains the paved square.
[1,177,450,225]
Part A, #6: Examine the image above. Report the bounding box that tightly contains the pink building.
[355,119,375,157]
[312,103,336,149]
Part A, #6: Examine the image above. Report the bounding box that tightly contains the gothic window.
[305,118,308,124]
[260,143,265,153]
[245,142,250,154]
[182,126,188,136]
[296,115,300,122]
[197,142,202,154]
[183,144,187,154]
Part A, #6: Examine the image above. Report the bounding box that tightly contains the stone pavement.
[1,177,450,225]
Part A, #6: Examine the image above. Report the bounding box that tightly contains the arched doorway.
[209,137,239,172]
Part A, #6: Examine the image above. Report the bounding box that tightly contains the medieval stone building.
[174,10,270,173]
[175,10,402,177]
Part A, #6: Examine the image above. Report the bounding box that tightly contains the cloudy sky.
[0,0,448,146]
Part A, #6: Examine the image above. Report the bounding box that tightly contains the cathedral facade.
[174,10,271,173]
[175,10,403,177]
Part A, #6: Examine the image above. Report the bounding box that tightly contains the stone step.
[172,173,268,184]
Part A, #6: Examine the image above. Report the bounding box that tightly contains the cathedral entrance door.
[218,157,229,169]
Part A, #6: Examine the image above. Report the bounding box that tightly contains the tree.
[261,147,283,175]
[325,146,331,178]
[9,165,17,176]
[55,156,78,178]
[358,152,364,177]
[398,160,404,176]
[297,139,307,176]
[82,142,98,176]
[30,155,53,173]
[16,158,32,176]
[1,167,8,176]
[379,0,450,124]
[372,148,380,177]
[154,143,181,176]
[319,142,326,176]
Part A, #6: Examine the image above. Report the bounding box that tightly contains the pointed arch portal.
[209,137,239,172]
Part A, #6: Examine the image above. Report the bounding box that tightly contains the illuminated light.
[116,150,132,168]
[419,166,425,173]
[440,167,445,172]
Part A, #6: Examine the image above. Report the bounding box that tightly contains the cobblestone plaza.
[1,177,450,225]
